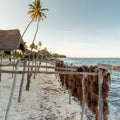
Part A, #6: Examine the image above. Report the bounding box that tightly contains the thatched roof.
[40,50,52,58]
[0,29,25,51]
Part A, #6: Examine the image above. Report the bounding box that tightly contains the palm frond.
[41,12,47,19]
[37,0,40,8]
[27,10,35,14]
[27,0,48,22]
[41,8,49,11]
[33,0,36,6]
[28,4,35,9]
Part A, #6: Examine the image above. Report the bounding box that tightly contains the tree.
[34,44,38,51]
[28,0,48,45]
[43,47,47,52]
[30,43,35,51]
[19,0,48,51]
[38,41,42,51]
[21,19,33,40]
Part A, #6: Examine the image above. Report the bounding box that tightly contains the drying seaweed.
[56,61,111,120]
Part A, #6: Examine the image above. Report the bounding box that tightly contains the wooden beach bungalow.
[0,29,25,55]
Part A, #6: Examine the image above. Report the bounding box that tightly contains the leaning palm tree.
[21,19,33,38]
[19,0,48,51]
[28,0,48,45]
[27,0,48,80]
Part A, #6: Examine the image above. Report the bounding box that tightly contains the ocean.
[59,57,120,120]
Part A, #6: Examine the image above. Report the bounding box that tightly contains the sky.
[0,0,120,58]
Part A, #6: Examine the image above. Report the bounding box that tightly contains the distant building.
[0,29,25,55]
[25,48,32,54]
[40,49,52,58]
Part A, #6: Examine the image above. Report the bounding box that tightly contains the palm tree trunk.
[17,19,33,49]
[31,20,40,76]
[32,20,40,44]
[21,19,33,38]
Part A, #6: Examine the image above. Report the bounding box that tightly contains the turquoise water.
[59,57,120,120]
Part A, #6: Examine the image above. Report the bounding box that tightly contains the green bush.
[51,53,66,58]
[0,53,10,57]
[24,52,42,60]
[13,53,22,58]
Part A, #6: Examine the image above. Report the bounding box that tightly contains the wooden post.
[0,64,1,82]
[46,60,47,72]
[55,60,59,81]
[12,65,14,77]
[12,58,15,77]
[81,74,85,120]
[69,63,72,105]
[0,57,2,82]
[55,60,58,79]
[26,60,31,91]
[18,61,26,102]
[98,69,104,120]
[4,60,19,120]
[33,58,37,79]
[38,60,41,71]
[68,78,71,105]
[0,56,2,62]
[63,63,68,93]
[31,57,34,72]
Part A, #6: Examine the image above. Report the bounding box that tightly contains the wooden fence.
[0,58,117,120]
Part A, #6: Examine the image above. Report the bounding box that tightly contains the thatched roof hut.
[40,50,52,58]
[0,29,25,52]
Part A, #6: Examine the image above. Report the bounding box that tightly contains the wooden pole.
[31,56,34,72]
[4,60,19,120]
[18,61,26,102]
[68,78,71,105]
[55,60,58,79]
[33,58,37,79]
[98,69,104,120]
[0,57,2,82]
[0,56,2,62]
[63,63,67,93]
[55,60,60,81]
[38,60,41,71]
[69,64,72,104]
[81,74,85,120]
[12,58,15,77]
[26,60,31,91]
[46,60,47,72]
[0,64,1,82]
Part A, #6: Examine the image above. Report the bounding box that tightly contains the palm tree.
[34,44,38,51]
[43,47,47,52]
[30,43,35,51]
[21,19,33,38]
[28,0,48,45]
[38,41,42,51]
[19,0,48,50]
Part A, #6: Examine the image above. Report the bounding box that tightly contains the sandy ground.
[0,62,88,120]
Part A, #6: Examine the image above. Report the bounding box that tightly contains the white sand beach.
[0,62,88,120]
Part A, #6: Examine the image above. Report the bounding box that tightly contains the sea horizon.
[66,56,120,59]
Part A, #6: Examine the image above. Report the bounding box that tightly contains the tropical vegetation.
[51,53,66,58]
